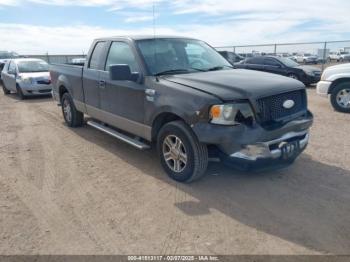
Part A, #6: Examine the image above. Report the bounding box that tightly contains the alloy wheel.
[162,135,188,173]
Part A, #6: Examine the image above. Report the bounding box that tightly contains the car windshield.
[277,57,300,67]
[304,54,312,57]
[17,60,49,73]
[340,52,349,55]
[136,38,232,75]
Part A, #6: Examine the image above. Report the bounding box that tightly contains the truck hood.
[163,69,305,101]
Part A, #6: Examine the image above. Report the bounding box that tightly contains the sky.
[0,0,350,54]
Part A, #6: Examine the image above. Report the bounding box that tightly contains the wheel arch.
[151,112,185,142]
[328,78,350,94]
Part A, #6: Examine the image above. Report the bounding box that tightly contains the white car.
[328,51,350,62]
[317,63,350,113]
[295,53,318,64]
[1,58,52,99]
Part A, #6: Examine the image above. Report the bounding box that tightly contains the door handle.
[99,80,106,89]
[145,89,156,96]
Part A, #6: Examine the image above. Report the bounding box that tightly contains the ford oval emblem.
[283,99,295,109]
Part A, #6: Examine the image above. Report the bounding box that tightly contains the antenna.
[152,1,156,38]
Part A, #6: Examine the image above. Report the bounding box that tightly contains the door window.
[245,57,264,64]
[8,61,17,74]
[105,42,139,72]
[264,58,281,66]
[88,41,106,70]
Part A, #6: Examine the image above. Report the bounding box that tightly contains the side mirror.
[109,64,137,81]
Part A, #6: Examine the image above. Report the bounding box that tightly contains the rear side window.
[89,41,106,70]
[105,42,139,72]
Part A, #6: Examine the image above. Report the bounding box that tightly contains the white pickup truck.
[328,51,350,62]
[317,63,350,113]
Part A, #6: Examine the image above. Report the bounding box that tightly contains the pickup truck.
[328,51,350,62]
[317,63,350,113]
[50,36,313,182]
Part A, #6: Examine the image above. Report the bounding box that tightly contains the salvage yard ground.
[0,88,349,255]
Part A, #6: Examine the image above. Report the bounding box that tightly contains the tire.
[61,92,84,127]
[157,121,208,183]
[2,82,10,95]
[16,84,25,100]
[288,73,299,80]
[330,82,350,113]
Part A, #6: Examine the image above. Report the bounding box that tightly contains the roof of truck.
[95,35,199,41]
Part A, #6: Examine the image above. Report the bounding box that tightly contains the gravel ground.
[0,88,349,255]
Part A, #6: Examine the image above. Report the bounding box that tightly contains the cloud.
[0,0,350,54]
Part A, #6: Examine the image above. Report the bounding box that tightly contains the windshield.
[136,38,232,75]
[340,52,349,55]
[17,60,49,73]
[277,57,300,67]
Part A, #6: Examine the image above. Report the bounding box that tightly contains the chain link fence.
[23,54,86,64]
[215,40,350,71]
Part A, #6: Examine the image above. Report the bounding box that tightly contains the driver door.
[99,41,147,139]
[3,61,17,91]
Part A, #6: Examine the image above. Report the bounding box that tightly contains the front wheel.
[288,73,299,80]
[61,92,84,127]
[2,82,10,95]
[16,85,25,100]
[157,121,208,183]
[330,82,350,113]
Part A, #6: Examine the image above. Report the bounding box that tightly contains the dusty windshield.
[17,60,49,73]
[136,38,232,75]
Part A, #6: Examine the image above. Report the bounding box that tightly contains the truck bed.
[50,63,85,103]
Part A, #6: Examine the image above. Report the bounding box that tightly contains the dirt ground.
[0,88,349,255]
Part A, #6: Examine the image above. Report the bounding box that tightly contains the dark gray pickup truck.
[50,36,313,182]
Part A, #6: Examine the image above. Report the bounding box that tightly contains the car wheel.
[61,92,84,127]
[2,82,10,95]
[288,73,299,80]
[157,121,208,183]
[330,82,350,113]
[16,84,26,100]
[340,58,344,63]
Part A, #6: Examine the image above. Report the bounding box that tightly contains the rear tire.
[61,92,84,127]
[330,82,350,113]
[16,84,25,100]
[2,82,10,95]
[157,121,208,183]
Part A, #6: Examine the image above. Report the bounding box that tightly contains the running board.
[87,121,150,150]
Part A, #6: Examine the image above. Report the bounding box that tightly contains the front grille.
[37,80,51,85]
[38,89,51,93]
[257,90,307,126]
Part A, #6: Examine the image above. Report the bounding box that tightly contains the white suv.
[317,63,350,113]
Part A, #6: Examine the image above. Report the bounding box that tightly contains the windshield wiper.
[155,68,203,76]
[205,65,234,71]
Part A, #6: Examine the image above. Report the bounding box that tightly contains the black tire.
[16,84,25,100]
[61,92,84,127]
[287,73,299,81]
[157,121,208,183]
[330,82,350,113]
[2,82,10,95]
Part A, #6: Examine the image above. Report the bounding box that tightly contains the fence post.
[46,52,50,64]
[274,44,277,55]
[322,41,327,71]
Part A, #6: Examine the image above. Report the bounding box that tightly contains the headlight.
[210,103,254,125]
[17,75,33,84]
[304,70,315,76]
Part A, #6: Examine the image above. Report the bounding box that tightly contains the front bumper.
[20,83,52,96]
[302,74,321,85]
[316,81,332,97]
[193,111,313,165]
[229,130,308,161]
